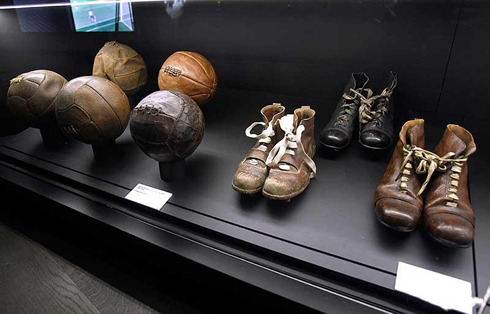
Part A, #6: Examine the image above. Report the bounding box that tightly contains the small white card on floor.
[125,184,172,211]
[395,262,473,314]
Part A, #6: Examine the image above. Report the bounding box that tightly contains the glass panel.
[70,0,119,32]
[118,1,134,32]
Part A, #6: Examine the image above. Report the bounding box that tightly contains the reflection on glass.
[70,0,134,32]
[164,0,185,20]
[119,1,134,31]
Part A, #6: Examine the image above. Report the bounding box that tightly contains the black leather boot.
[359,71,397,150]
[320,72,369,151]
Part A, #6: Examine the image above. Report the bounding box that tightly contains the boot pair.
[320,72,397,151]
[232,104,316,201]
[375,119,477,248]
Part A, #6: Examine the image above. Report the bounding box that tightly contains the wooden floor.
[0,190,319,314]
[0,221,194,314]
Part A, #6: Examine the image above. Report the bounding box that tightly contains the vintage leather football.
[93,41,147,96]
[130,91,205,162]
[7,70,67,128]
[158,51,217,106]
[54,76,130,144]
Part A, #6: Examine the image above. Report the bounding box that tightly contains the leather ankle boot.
[424,125,477,248]
[320,73,369,151]
[262,106,316,201]
[374,119,424,232]
[359,71,397,150]
[232,103,285,194]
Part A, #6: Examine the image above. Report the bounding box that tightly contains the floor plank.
[0,222,100,314]
[56,257,160,314]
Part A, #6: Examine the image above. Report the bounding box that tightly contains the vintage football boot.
[374,119,424,232]
[232,104,285,194]
[320,72,369,151]
[359,71,397,150]
[423,125,476,248]
[262,106,316,201]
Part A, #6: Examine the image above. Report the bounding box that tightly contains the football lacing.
[446,161,464,207]
[398,145,467,198]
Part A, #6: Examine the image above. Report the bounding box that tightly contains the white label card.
[125,184,172,211]
[395,262,473,314]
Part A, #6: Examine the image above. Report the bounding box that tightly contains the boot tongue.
[405,120,424,147]
[434,128,466,157]
[261,103,283,125]
[293,106,312,131]
[293,114,300,131]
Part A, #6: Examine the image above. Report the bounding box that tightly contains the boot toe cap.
[375,198,421,232]
[425,214,474,248]
[320,129,349,149]
[263,177,297,200]
[232,171,265,194]
[360,130,391,149]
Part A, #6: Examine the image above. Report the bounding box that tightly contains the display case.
[0,1,489,313]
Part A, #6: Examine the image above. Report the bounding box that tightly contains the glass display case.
[0,1,489,313]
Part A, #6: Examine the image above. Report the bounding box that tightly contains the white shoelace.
[265,114,316,177]
[245,120,276,153]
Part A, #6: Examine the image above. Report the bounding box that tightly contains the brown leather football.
[54,76,130,144]
[7,70,67,128]
[93,41,147,96]
[130,91,205,163]
[158,51,217,106]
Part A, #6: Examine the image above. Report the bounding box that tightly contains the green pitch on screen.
[70,0,134,32]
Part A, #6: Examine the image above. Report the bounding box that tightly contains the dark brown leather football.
[130,90,205,162]
[7,70,67,128]
[93,41,147,96]
[158,51,217,106]
[54,76,130,144]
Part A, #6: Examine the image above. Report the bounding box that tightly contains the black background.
[0,0,489,127]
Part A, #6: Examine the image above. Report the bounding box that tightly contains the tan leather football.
[7,70,67,128]
[93,41,147,96]
[158,51,217,106]
[54,76,130,144]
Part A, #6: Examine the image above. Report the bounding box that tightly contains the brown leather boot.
[262,106,316,201]
[232,104,285,194]
[374,119,425,232]
[424,125,476,248]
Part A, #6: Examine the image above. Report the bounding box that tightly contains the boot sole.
[376,215,417,233]
[426,230,472,248]
[358,140,391,151]
[319,140,350,152]
[232,183,262,195]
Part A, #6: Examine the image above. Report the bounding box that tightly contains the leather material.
[359,71,397,150]
[158,51,217,106]
[130,91,205,163]
[232,104,285,194]
[54,76,130,144]
[263,107,316,200]
[424,125,477,247]
[320,72,369,150]
[93,41,147,96]
[7,70,67,129]
[374,119,425,232]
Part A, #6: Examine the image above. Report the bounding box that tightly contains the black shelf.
[0,88,487,313]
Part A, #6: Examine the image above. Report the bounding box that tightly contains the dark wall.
[2,0,488,131]
[438,1,490,124]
